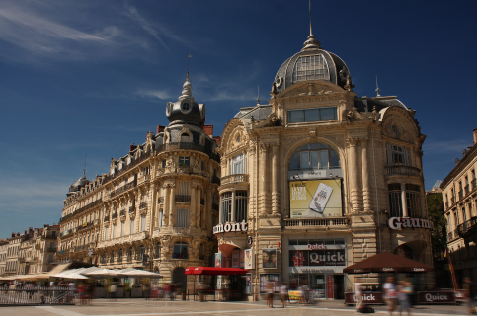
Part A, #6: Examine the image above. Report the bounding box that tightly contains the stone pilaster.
[361,138,371,212]
[347,137,360,212]
[272,142,280,215]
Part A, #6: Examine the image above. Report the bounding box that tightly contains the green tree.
[427,193,446,261]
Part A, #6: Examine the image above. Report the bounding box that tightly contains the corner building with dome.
[58,74,221,287]
[216,30,433,299]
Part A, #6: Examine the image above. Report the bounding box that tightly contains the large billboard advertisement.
[289,179,342,218]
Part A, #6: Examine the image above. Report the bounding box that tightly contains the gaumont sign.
[388,217,434,230]
[213,220,248,234]
[417,291,456,304]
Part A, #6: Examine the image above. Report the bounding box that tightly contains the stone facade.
[442,129,477,283]
[0,240,8,276]
[215,30,433,299]
[58,74,220,287]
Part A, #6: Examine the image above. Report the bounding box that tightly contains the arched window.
[110,251,115,264]
[138,245,145,261]
[173,242,189,259]
[127,247,133,262]
[118,249,123,263]
[154,242,161,259]
[289,143,340,170]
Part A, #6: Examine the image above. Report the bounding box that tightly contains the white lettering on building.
[388,217,434,230]
[213,220,248,234]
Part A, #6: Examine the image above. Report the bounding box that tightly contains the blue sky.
[0,0,476,238]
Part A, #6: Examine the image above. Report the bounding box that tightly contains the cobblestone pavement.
[0,299,469,316]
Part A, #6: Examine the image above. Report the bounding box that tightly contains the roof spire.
[257,86,260,105]
[180,51,194,100]
[303,0,321,49]
[375,75,381,97]
[83,154,87,178]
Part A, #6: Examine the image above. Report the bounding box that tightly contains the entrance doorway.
[172,267,187,288]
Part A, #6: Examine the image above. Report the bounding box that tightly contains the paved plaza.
[0,299,470,316]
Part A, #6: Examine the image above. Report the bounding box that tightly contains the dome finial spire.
[83,154,87,178]
[303,0,321,49]
[375,75,381,97]
[257,85,260,105]
[180,51,194,100]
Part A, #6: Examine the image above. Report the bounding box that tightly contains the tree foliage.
[427,193,446,261]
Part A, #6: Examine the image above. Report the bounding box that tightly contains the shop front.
[286,237,347,299]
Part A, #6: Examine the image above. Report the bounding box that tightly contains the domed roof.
[166,73,205,127]
[273,33,350,93]
[67,174,88,195]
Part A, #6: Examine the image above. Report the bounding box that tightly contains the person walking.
[355,277,363,310]
[383,277,397,316]
[464,277,473,316]
[266,281,274,308]
[280,282,288,308]
[397,281,411,316]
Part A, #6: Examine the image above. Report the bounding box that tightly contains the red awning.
[185,267,248,276]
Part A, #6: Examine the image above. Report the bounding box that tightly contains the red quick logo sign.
[388,217,434,230]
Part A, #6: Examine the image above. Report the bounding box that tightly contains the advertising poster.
[245,274,252,294]
[232,249,240,268]
[289,179,342,218]
[215,253,222,268]
[244,249,254,269]
[263,248,278,269]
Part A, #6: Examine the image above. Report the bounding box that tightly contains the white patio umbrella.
[117,269,162,278]
[81,268,120,278]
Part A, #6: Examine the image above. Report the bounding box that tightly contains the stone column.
[197,186,202,227]
[260,143,269,214]
[163,184,170,227]
[218,193,223,224]
[361,138,371,212]
[169,184,175,226]
[272,143,280,215]
[347,137,360,212]
[190,183,196,228]
[401,183,408,217]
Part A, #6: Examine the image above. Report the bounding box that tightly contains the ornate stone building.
[58,74,220,286]
[442,129,477,283]
[0,239,8,276]
[216,28,433,299]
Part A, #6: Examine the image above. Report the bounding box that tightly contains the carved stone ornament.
[346,137,360,147]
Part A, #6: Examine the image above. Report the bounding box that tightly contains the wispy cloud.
[123,0,169,50]
[136,89,171,100]
[423,139,472,154]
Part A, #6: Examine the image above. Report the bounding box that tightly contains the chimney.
[203,124,213,136]
[213,136,221,146]
[473,128,477,145]
[157,125,165,134]
[129,143,137,152]
[11,232,15,238]
[44,224,49,227]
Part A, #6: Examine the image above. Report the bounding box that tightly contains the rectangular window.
[235,191,248,222]
[113,224,117,239]
[232,153,246,174]
[287,107,337,123]
[178,181,190,196]
[179,156,190,167]
[221,192,232,223]
[387,144,411,166]
[130,219,135,234]
[120,222,124,237]
[177,208,189,228]
[388,184,403,217]
[140,215,146,232]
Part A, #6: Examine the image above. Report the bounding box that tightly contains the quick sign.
[213,220,248,234]
[345,292,384,305]
[289,249,345,267]
[417,291,455,304]
[388,217,434,230]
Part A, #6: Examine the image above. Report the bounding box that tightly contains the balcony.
[465,184,470,196]
[73,198,103,216]
[221,174,249,185]
[155,142,220,163]
[457,216,477,237]
[212,176,221,185]
[77,221,94,232]
[283,217,350,228]
[110,180,137,199]
[385,165,421,177]
[175,195,191,203]
[139,202,147,209]
[97,231,149,249]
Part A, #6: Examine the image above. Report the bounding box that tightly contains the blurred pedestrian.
[355,277,363,310]
[280,282,288,308]
[397,281,411,316]
[464,277,473,316]
[383,277,397,316]
[109,282,117,301]
[266,281,274,308]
